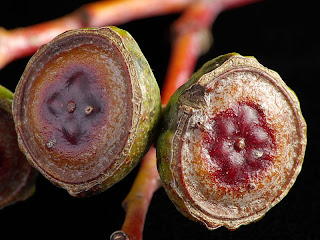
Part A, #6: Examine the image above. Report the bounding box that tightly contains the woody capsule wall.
[0,0,317,239]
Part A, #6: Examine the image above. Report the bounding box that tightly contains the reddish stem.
[110,147,160,240]
[0,16,82,69]
[161,0,263,104]
[0,0,193,69]
[83,0,194,27]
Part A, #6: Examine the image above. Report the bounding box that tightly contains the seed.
[85,105,94,115]
[67,101,76,113]
[235,138,245,151]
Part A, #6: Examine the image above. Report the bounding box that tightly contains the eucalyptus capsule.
[13,27,161,197]
[0,85,37,209]
[157,53,307,229]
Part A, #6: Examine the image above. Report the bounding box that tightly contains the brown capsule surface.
[157,53,307,230]
[0,85,37,209]
[13,27,161,197]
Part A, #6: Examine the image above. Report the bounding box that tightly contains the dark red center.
[203,101,276,187]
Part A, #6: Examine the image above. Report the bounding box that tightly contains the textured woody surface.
[0,85,37,209]
[13,26,161,197]
[157,53,307,230]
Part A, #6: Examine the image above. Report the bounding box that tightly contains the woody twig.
[0,0,193,69]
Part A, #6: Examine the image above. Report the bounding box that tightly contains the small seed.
[67,101,76,113]
[235,138,245,151]
[85,105,94,115]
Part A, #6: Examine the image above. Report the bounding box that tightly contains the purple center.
[203,102,276,187]
[44,68,105,146]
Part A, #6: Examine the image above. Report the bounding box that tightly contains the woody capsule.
[156,53,307,229]
[0,85,37,209]
[12,26,161,197]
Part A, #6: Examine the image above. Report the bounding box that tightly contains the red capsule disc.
[157,54,307,230]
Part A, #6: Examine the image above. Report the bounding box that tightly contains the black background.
[0,0,318,239]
